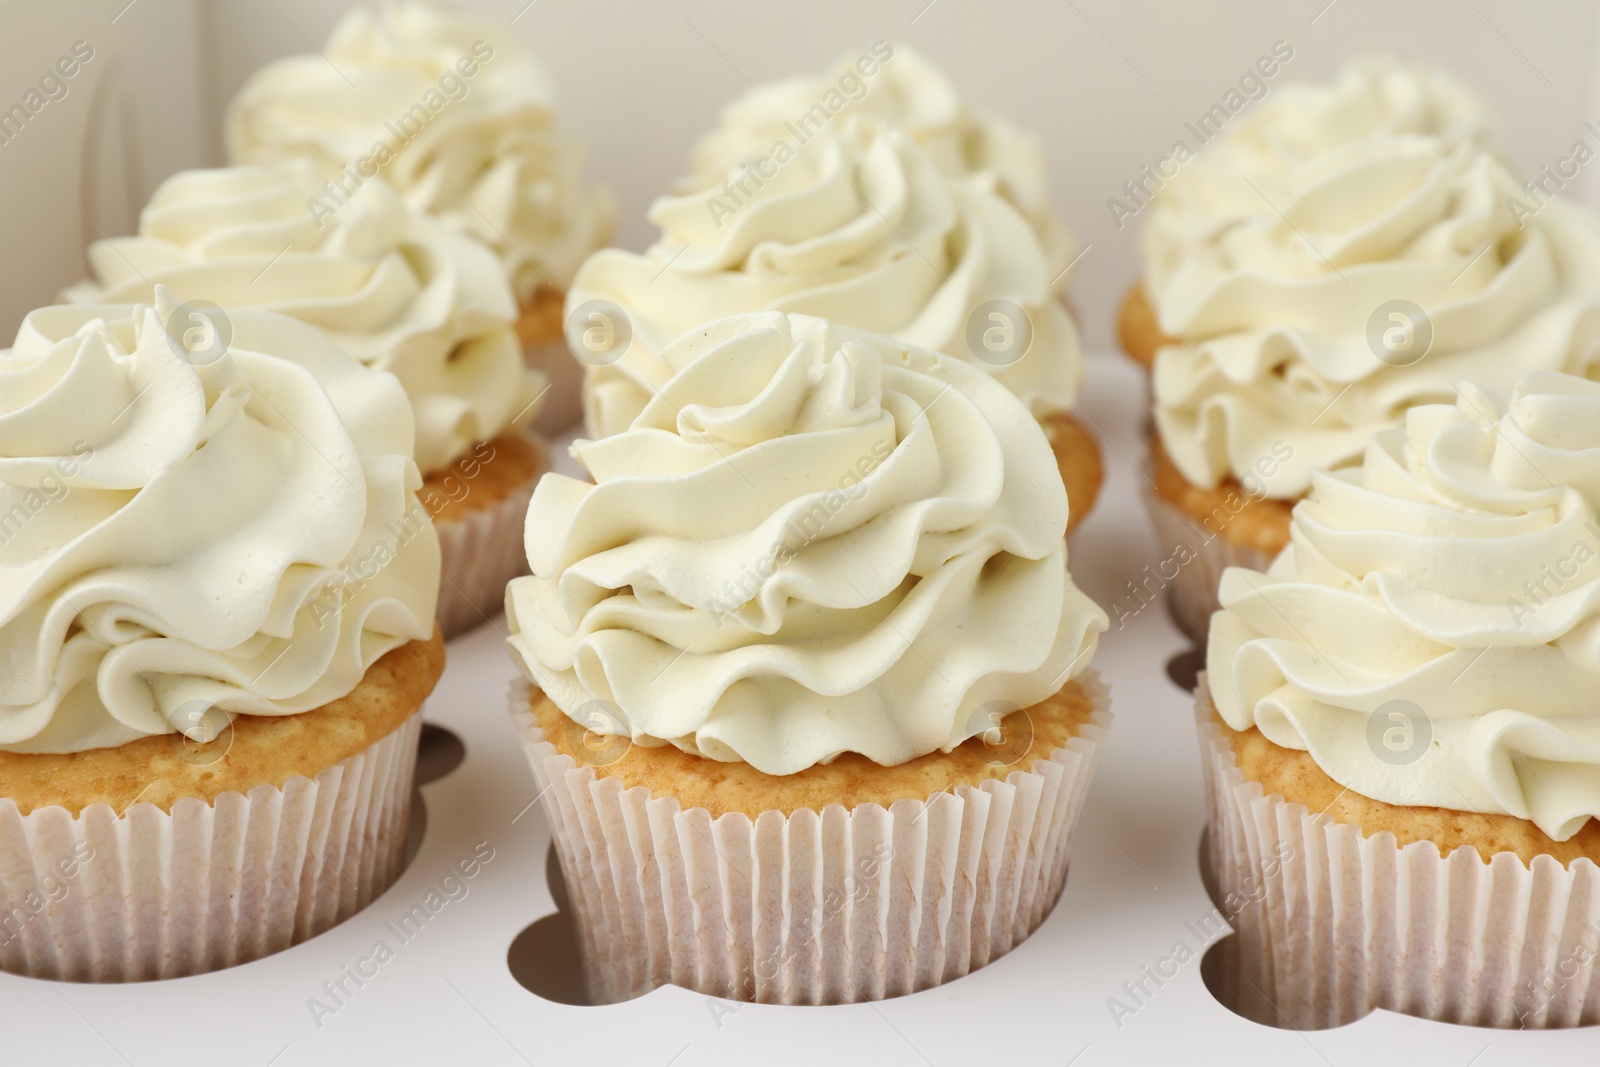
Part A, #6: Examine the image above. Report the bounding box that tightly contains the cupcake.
[1125,57,1600,639]
[0,291,443,982]
[66,161,543,638]
[686,42,1078,283]
[506,312,1110,1005]
[1200,372,1600,1029]
[226,0,613,433]
[569,112,1102,534]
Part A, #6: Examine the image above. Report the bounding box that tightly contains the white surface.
[3,353,1595,1066]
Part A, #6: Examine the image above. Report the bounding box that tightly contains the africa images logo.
[0,40,95,148]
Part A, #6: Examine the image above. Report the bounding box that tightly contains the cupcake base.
[1041,410,1104,537]
[0,633,444,982]
[427,431,546,640]
[1117,283,1173,373]
[1141,435,1293,643]
[516,286,583,435]
[1197,677,1600,1030]
[512,674,1112,1005]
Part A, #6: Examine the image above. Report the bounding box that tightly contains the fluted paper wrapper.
[0,713,422,983]
[1141,480,1273,644]
[521,300,585,438]
[512,676,1111,1005]
[435,478,537,640]
[523,333,583,435]
[1196,677,1600,1030]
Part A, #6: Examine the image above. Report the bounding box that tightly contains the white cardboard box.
[2,2,1599,1063]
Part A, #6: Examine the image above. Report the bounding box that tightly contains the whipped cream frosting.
[226,0,612,300]
[1210,373,1600,841]
[67,160,540,474]
[0,291,439,755]
[506,313,1106,775]
[1142,59,1600,501]
[574,115,1083,439]
[1144,57,1491,291]
[688,43,1077,278]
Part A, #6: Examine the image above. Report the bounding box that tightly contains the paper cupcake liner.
[435,476,537,640]
[511,675,1112,1005]
[1195,676,1600,1030]
[1140,480,1273,645]
[0,713,422,983]
[524,334,583,436]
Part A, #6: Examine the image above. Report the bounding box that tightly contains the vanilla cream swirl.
[67,160,539,474]
[0,292,439,755]
[1144,57,1491,291]
[688,43,1077,279]
[574,114,1082,439]
[506,313,1105,775]
[226,0,612,299]
[1142,59,1600,501]
[1210,374,1600,841]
